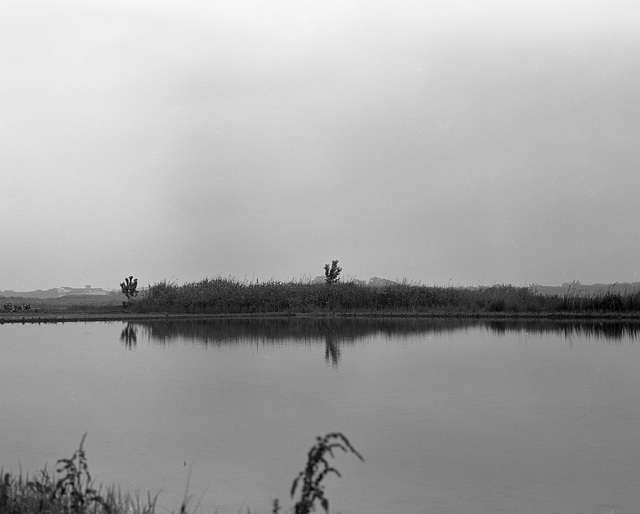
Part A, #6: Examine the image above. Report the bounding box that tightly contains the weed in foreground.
[53,433,108,513]
[290,432,364,514]
[2,432,364,514]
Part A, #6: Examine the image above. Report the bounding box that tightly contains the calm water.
[2,318,640,514]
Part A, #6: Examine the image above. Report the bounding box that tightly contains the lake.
[2,317,640,514]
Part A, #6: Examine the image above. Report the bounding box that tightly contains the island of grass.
[2,278,640,322]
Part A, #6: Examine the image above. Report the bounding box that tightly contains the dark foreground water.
[2,318,640,514]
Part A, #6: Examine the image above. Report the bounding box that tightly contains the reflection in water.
[125,317,475,367]
[5,317,640,514]
[325,333,340,367]
[119,322,137,348]
[130,317,476,344]
[121,317,640,365]
[485,319,640,341]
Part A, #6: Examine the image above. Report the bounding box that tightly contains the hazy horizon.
[2,0,640,291]
[3,275,640,293]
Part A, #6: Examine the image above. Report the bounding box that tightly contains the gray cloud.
[2,0,640,289]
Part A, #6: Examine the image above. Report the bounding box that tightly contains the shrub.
[120,276,139,304]
[324,261,342,285]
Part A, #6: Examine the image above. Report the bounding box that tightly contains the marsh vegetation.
[129,277,640,316]
[3,275,640,320]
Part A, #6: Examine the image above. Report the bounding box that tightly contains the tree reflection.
[120,322,137,348]
[118,317,640,362]
[325,333,341,367]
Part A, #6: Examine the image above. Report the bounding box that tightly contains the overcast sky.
[1,0,639,290]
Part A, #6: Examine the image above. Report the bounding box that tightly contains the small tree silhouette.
[120,276,138,304]
[324,260,342,285]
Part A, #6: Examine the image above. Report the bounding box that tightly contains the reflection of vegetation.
[131,317,475,344]
[485,319,640,341]
[130,317,640,344]
[125,318,477,366]
[123,317,640,359]
[119,322,137,348]
[324,333,340,367]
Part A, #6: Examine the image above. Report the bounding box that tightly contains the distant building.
[57,285,108,297]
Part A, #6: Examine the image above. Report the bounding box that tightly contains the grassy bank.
[3,278,640,321]
[128,278,640,316]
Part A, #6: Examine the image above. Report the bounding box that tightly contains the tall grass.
[131,277,640,316]
[1,432,362,514]
[1,434,161,514]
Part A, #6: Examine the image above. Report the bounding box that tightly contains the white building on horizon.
[57,285,108,297]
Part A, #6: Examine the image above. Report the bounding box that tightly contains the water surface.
[1,318,640,513]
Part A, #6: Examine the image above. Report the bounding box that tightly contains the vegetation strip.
[3,277,640,323]
[133,278,640,315]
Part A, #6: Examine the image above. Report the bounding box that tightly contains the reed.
[0,434,160,514]
[1,432,362,514]
[7,278,637,318]
[290,432,364,514]
[130,277,640,316]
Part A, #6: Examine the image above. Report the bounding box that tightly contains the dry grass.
[131,277,640,316]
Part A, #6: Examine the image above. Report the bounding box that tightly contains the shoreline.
[2,310,640,324]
